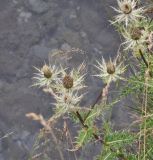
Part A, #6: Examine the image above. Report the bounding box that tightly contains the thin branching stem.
[139,49,148,68]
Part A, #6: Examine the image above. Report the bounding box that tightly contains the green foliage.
[96,122,136,160]
[105,130,134,148]
[74,126,97,149]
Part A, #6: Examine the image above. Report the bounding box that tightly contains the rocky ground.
[0,0,133,159]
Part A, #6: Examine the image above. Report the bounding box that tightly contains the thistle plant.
[121,21,151,52]
[111,0,144,27]
[32,63,61,90]
[94,56,126,84]
[26,0,153,160]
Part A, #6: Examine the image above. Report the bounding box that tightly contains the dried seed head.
[121,3,132,14]
[106,61,116,74]
[41,65,52,78]
[131,27,142,40]
[63,75,74,89]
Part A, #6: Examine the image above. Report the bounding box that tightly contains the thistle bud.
[106,61,115,74]
[41,65,52,78]
[121,3,132,14]
[63,75,74,89]
[131,27,142,40]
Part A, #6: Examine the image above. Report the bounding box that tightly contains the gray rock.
[111,97,134,130]
[0,154,4,160]
[61,43,71,52]
[65,11,81,31]
[0,52,22,78]
[38,9,59,33]
[80,30,87,38]
[6,141,28,160]
[20,131,30,140]
[18,10,32,23]
[56,28,83,48]
[0,0,10,12]
[46,38,58,49]
[29,44,51,59]
[28,0,50,14]
[0,141,2,153]
[80,5,104,39]
[96,29,119,49]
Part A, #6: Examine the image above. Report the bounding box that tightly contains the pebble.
[61,43,71,52]
[65,11,81,31]
[29,44,51,59]
[80,31,87,38]
[20,131,30,140]
[28,0,50,14]
[18,11,32,23]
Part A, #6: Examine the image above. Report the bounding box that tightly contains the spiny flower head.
[106,61,116,74]
[62,75,74,89]
[130,27,142,40]
[112,0,144,27]
[95,57,126,84]
[32,63,61,88]
[41,64,52,78]
[121,2,132,14]
[122,25,149,50]
[53,90,83,109]
[56,63,86,92]
[53,63,86,109]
